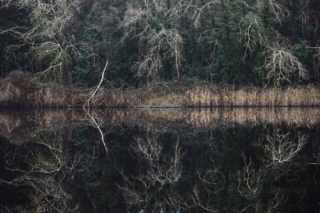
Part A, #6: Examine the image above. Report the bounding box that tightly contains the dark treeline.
[0,0,320,88]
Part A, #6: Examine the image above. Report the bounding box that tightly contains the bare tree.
[120,0,184,80]
[253,0,290,24]
[238,12,268,60]
[263,35,309,86]
[0,0,82,83]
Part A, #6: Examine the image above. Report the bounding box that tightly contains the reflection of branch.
[265,132,307,164]
[241,152,264,194]
[1,131,80,212]
[165,189,195,211]
[266,190,285,213]
[83,109,108,154]
[309,146,320,165]
[35,141,62,153]
[120,134,184,210]
[33,131,63,154]
[133,136,162,161]
[192,186,216,212]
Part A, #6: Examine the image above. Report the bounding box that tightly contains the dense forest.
[0,0,319,89]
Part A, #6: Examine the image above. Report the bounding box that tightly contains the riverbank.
[1,71,320,108]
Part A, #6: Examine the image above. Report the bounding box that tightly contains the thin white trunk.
[83,60,108,109]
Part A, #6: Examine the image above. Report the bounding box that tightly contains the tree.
[119,0,184,80]
[0,0,82,84]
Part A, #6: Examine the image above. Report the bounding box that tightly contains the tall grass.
[0,73,320,107]
[183,85,320,107]
[90,84,320,107]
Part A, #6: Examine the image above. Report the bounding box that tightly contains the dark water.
[0,108,320,212]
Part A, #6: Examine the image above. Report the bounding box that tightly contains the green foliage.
[291,40,312,65]
[1,0,320,87]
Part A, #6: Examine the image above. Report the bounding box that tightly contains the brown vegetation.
[183,85,320,107]
[1,73,320,107]
[0,71,33,106]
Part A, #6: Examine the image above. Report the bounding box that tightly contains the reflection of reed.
[0,108,320,143]
[95,108,320,128]
[183,108,320,127]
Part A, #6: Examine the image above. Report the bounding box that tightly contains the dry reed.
[83,84,320,107]
[0,71,32,106]
[1,72,320,107]
[182,85,320,107]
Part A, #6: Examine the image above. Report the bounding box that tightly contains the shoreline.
[2,103,320,109]
[2,105,320,109]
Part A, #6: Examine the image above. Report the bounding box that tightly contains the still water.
[0,108,320,212]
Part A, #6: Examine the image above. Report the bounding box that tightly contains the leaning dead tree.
[83,60,109,109]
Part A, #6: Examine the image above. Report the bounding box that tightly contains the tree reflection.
[261,127,307,179]
[119,133,184,211]
[0,131,80,212]
[241,152,265,195]
[264,128,307,164]
[0,117,319,212]
[116,125,316,212]
[234,126,309,213]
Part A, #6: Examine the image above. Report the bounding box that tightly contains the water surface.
[0,108,320,212]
